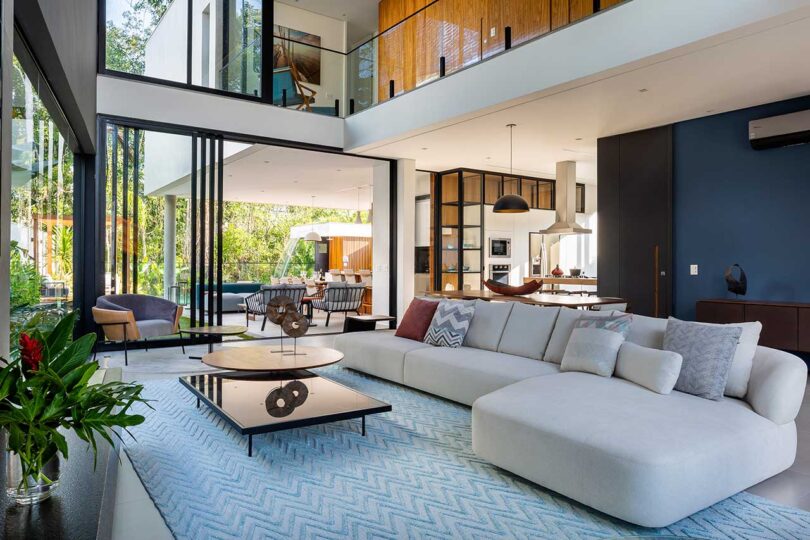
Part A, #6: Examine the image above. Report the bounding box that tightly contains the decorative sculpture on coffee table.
[266,295,310,354]
[265,380,309,418]
[724,263,748,297]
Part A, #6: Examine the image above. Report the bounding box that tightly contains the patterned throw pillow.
[424,300,476,348]
[664,317,742,401]
[560,314,633,377]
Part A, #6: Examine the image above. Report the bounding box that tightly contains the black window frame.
[98,0,274,105]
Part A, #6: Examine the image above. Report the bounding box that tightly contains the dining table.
[425,289,626,309]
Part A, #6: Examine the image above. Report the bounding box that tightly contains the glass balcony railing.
[345,0,629,115]
[271,35,347,117]
[104,0,627,117]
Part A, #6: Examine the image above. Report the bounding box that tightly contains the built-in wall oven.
[490,264,511,285]
[489,237,511,258]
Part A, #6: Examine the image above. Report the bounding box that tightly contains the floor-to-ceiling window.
[7,56,76,349]
[104,0,264,97]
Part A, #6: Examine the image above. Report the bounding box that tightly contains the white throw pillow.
[615,342,683,394]
[625,314,668,350]
[544,308,615,364]
[685,320,761,398]
[560,314,633,377]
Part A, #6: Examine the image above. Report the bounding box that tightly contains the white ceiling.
[275,0,379,47]
[355,10,810,183]
[220,145,384,210]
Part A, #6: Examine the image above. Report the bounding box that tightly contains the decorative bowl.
[482,279,543,296]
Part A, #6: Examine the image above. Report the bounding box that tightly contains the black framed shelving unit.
[432,168,557,292]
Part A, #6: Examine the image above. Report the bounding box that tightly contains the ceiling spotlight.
[421,147,429,150]
[575,137,583,141]
[638,88,648,93]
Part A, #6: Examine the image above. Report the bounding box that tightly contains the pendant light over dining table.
[493,123,530,213]
[304,196,322,241]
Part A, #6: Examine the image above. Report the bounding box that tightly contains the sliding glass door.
[103,121,225,333]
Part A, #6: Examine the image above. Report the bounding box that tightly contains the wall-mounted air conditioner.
[749,109,810,150]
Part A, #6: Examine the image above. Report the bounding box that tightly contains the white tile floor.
[110,342,810,538]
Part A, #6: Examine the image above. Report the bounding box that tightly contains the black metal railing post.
[334,99,340,117]
[439,56,446,77]
[505,26,512,50]
[282,88,287,107]
[389,80,395,99]
[349,99,355,115]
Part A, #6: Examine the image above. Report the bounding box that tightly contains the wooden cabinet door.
[598,126,672,317]
[746,305,798,351]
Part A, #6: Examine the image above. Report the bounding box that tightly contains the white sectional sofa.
[334,300,808,527]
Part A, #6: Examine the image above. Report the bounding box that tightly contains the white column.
[163,195,177,300]
[396,159,416,320]
[371,164,390,316]
[0,0,15,358]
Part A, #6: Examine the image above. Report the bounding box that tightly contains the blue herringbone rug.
[124,366,810,539]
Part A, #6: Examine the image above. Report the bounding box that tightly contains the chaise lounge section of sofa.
[334,298,808,527]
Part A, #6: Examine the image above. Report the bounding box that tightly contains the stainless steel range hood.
[538,160,591,235]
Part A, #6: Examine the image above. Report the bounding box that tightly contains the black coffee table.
[180,370,391,456]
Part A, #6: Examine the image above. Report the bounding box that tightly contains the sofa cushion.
[665,318,742,401]
[682,321,762,399]
[424,300,476,348]
[626,314,668,349]
[615,342,683,394]
[136,319,176,339]
[497,304,559,360]
[543,308,615,364]
[746,345,808,424]
[404,346,559,406]
[561,314,632,377]
[463,300,514,351]
[334,330,431,384]
[395,298,439,341]
[472,372,797,527]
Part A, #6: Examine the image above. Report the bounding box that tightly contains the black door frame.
[87,114,398,350]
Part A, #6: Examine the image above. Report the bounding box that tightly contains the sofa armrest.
[746,346,807,424]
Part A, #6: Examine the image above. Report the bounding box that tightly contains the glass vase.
[4,451,60,505]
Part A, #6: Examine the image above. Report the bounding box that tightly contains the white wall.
[144,0,188,83]
[97,75,344,148]
[371,163,390,316]
[274,2,347,113]
[396,159,416,318]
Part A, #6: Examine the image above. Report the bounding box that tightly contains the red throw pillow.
[395,298,439,341]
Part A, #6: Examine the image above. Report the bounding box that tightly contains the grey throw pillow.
[560,314,633,377]
[424,300,476,348]
[664,317,742,400]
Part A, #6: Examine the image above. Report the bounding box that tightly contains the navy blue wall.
[673,96,810,320]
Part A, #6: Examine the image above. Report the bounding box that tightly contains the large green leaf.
[45,310,77,357]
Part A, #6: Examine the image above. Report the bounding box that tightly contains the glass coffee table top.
[180,370,391,456]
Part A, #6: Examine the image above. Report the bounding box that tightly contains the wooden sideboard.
[696,299,810,352]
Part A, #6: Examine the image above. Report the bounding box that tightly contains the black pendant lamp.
[493,123,529,213]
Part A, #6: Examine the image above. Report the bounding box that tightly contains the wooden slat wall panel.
[570,0,594,22]
[551,0,570,30]
[328,237,373,271]
[377,0,612,99]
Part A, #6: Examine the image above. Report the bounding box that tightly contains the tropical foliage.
[0,312,147,490]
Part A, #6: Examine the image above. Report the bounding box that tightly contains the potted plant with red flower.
[0,311,146,505]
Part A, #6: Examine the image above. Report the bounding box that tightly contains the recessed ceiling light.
[638,88,648,93]
[575,137,583,141]
[264,160,270,164]
[706,109,715,113]
[337,169,342,172]
[293,180,298,183]
[421,147,428,151]
[485,156,491,160]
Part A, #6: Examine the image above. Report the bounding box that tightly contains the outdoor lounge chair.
[311,282,365,326]
[244,284,307,331]
[92,294,183,365]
